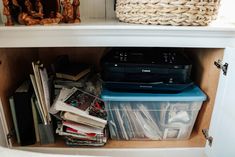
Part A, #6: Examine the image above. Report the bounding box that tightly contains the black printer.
[101,48,193,93]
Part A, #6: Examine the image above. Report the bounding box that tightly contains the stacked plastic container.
[101,86,206,140]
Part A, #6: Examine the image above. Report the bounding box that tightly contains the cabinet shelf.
[0,0,234,155]
[0,47,222,152]
[13,130,204,149]
[0,19,235,48]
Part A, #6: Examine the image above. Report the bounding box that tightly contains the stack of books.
[51,55,91,96]
[30,61,55,144]
[50,87,107,146]
[9,61,55,146]
[9,81,36,146]
[9,58,105,146]
[30,61,52,126]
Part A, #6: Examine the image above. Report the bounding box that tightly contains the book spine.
[30,74,47,124]
[39,67,51,122]
[32,62,49,124]
[9,97,21,144]
[38,123,55,144]
[31,97,40,143]
[13,92,36,146]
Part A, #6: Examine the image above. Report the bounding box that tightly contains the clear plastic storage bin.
[101,86,206,140]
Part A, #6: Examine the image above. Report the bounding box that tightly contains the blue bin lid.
[101,85,207,102]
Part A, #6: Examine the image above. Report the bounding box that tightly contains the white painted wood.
[0,112,7,147]
[205,47,235,157]
[80,0,106,19]
[0,146,104,157]
[219,0,235,23]
[105,0,116,19]
[0,0,4,24]
[0,16,2,25]
[0,19,235,48]
[0,99,11,147]
[16,147,206,157]
[0,2,234,157]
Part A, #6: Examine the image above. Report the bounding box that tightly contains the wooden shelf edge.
[12,131,205,149]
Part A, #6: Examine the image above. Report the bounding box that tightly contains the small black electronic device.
[101,48,193,92]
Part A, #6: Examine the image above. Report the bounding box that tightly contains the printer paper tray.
[103,81,194,93]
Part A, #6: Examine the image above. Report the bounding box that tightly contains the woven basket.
[116,0,221,26]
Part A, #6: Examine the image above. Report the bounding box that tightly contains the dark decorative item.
[1,0,81,26]
[40,12,63,25]
[2,0,14,25]
[72,0,80,23]
[18,12,40,25]
[61,0,74,23]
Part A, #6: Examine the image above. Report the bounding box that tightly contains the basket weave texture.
[116,0,221,26]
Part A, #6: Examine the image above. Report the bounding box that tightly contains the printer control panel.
[114,50,178,64]
[119,51,128,62]
[163,52,176,64]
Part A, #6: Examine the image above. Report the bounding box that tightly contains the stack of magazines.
[50,87,107,146]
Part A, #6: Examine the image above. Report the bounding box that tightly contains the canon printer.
[101,48,193,93]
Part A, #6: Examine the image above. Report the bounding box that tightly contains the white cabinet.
[0,40,233,157]
[0,1,235,156]
[205,47,235,157]
[1,21,235,48]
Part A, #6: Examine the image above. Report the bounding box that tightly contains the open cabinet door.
[205,47,235,157]
[0,98,10,147]
[0,111,7,147]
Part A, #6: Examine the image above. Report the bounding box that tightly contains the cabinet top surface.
[0,19,235,48]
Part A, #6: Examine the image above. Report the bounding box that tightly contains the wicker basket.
[116,0,221,26]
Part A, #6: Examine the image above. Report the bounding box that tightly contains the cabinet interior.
[0,47,223,148]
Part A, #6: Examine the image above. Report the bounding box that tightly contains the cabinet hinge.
[214,59,228,76]
[202,129,213,147]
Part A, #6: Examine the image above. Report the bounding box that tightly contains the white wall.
[105,0,116,19]
[0,0,3,24]
[80,0,106,19]
[218,0,235,22]
[79,0,116,19]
